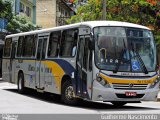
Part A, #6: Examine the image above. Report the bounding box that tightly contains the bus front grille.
[112,83,148,90]
[116,94,145,98]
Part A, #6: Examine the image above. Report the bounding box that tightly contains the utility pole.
[102,0,106,20]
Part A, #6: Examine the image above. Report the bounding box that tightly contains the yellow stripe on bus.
[43,61,65,91]
[100,73,157,84]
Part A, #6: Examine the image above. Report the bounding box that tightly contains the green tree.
[68,0,160,44]
[6,15,39,34]
[68,0,102,23]
[0,0,12,21]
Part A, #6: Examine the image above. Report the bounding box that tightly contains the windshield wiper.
[130,41,148,74]
[113,39,127,73]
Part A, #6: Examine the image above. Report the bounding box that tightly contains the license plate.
[125,92,137,96]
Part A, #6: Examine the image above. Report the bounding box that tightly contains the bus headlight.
[149,77,160,88]
[96,76,111,88]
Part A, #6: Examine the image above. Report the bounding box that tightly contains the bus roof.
[6,21,150,38]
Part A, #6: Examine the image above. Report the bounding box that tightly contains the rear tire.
[17,73,26,94]
[61,80,78,105]
[111,102,127,107]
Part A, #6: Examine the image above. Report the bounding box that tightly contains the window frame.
[47,31,61,58]
[20,2,25,13]
[26,6,31,17]
[15,35,37,59]
[36,35,49,60]
[16,36,24,58]
[23,35,36,57]
[3,38,12,58]
[59,28,78,58]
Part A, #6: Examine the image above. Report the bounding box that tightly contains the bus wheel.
[18,73,26,94]
[61,81,77,105]
[111,102,127,107]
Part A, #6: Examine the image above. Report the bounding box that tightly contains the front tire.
[61,80,77,105]
[17,73,26,94]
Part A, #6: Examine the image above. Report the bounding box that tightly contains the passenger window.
[3,38,12,57]
[17,36,24,57]
[60,29,78,57]
[48,31,61,57]
[23,35,35,57]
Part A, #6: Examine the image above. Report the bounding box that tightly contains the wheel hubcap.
[65,86,75,100]
[19,78,22,90]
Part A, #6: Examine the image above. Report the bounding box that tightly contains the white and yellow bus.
[2,21,160,106]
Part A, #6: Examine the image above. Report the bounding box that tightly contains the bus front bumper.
[92,81,159,102]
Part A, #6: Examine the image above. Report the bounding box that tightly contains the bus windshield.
[94,27,156,72]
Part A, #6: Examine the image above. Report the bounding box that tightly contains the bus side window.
[60,29,78,57]
[47,31,61,57]
[16,36,24,57]
[23,35,35,57]
[3,38,12,58]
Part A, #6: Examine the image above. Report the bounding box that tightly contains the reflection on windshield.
[94,27,156,72]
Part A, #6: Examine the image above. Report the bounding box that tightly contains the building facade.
[36,0,75,28]
[13,0,36,24]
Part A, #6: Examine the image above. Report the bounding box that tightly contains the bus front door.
[36,36,48,90]
[76,36,92,98]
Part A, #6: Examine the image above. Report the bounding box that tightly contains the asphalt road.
[0,80,160,114]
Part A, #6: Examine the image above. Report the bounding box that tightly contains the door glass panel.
[37,39,43,59]
[83,38,89,70]
[82,70,87,92]
[76,36,89,97]
[42,38,47,59]
[77,38,84,65]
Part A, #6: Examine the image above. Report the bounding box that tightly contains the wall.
[36,0,56,28]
